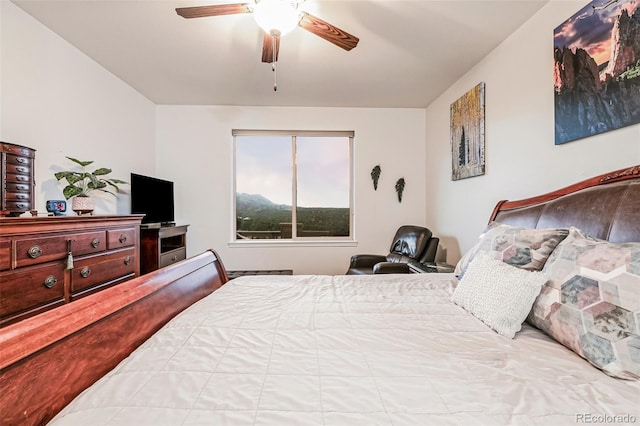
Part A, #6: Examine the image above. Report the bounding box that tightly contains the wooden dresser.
[0,215,143,327]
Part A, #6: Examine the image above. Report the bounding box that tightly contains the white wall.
[425,0,640,264]
[156,106,427,274]
[0,1,156,215]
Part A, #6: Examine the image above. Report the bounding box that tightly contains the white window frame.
[230,129,356,247]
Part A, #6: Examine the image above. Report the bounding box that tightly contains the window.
[233,130,353,242]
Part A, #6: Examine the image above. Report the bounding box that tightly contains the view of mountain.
[236,193,290,211]
[236,193,349,237]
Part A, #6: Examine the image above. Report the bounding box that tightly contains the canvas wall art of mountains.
[554,0,640,144]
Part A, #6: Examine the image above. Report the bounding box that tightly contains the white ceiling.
[12,0,550,108]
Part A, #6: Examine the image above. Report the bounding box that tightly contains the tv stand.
[140,224,188,274]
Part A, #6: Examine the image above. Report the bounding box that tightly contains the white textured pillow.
[451,252,548,338]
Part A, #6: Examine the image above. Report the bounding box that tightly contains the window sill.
[228,240,358,248]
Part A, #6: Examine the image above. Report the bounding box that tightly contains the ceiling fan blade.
[298,12,359,51]
[175,3,252,19]
[261,33,280,63]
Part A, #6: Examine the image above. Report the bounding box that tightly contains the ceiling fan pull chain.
[272,32,278,91]
[273,65,277,92]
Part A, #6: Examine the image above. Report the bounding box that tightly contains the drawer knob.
[80,266,91,278]
[171,256,178,262]
[16,157,27,164]
[91,238,101,248]
[119,234,127,244]
[44,275,58,289]
[124,256,132,265]
[28,245,42,259]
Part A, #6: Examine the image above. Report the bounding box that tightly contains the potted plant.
[55,157,127,215]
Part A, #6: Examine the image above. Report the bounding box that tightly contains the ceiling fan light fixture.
[253,0,300,36]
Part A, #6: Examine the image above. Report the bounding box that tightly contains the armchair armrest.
[407,261,436,273]
[373,262,410,274]
[349,254,387,269]
[408,261,455,273]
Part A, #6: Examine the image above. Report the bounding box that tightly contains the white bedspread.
[50,273,640,425]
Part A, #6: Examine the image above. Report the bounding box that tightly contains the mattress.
[50,273,640,425]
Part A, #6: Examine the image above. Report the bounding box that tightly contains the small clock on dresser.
[46,200,67,216]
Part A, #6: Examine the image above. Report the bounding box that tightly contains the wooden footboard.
[0,249,229,426]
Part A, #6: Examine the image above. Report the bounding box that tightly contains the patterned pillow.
[454,223,569,277]
[528,227,640,380]
[452,252,548,338]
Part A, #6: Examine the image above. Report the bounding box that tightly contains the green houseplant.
[55,157,127,214]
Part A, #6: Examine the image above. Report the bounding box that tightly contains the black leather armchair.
[346,225,439,275]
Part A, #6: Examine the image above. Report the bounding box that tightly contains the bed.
[1,165,639,425]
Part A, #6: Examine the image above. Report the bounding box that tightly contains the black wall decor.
[371,165,381,190]
[395,178,405,202]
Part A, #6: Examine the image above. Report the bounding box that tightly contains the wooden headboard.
[0,249,228,426]
[489,165,640,243]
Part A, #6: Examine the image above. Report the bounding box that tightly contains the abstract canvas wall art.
[451,82,485,181]
[554,0,640,144]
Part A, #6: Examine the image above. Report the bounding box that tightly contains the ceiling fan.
[175,0,360,65]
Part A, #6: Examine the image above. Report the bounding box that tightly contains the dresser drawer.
[4,182,31,192]
[14,236,68,268]
[70,248,136,298]
[159,247,186,269]
[14,231,107,268]
[5,173,31,183]
[5,154,32,166]
[4,192,30,202]
[70,231,108,256]
[107,227,136,249]
[0,263,66,322]
[5,163,31,175]
[4,201,31,212]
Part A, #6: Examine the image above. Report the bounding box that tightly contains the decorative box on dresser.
[1,142,36,217]
[0,215,143,327]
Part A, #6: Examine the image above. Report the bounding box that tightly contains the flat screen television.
[130,173,175,226]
